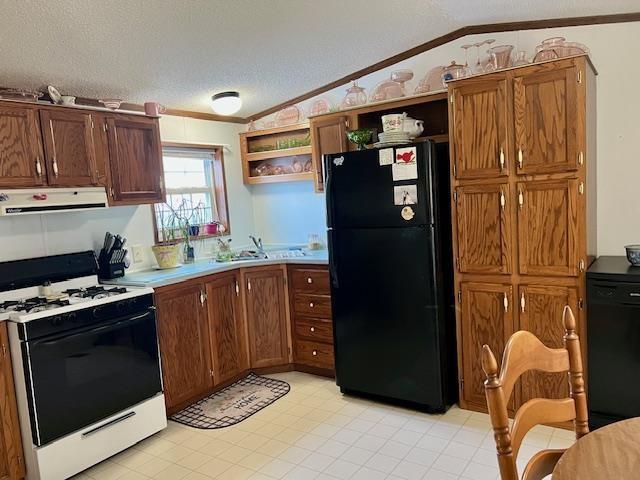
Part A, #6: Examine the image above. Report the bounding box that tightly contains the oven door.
[23,307,163,446]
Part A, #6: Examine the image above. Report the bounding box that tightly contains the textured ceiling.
[0,0,637,117]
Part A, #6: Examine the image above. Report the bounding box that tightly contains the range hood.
[0,187,109,216]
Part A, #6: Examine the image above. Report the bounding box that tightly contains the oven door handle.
[30,309,155,347]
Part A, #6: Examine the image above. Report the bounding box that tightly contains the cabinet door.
[245,268,289,368]
[0,103,45,187]
[460,282,515,409]
[206,272,248,385]
[40,109,97,186]
[456,183,512,274]
[517,179,579,276]
[518,285,578,403]
[106,116,165,205]
[513,65,578,174]
[0,324,25,480]
[155,284,212,410]
[310,116,348,192]
[450,75,508,179]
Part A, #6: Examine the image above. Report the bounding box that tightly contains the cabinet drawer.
[293,294,332,318]
[294,317,333,343]
[294,340,334,368]
[290,268,330,294]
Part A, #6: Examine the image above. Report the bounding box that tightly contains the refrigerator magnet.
[379,148,394,166]
[395,146,417,165]
[392,162,418,181]
[401,206,415,221]
[394,185,418,205]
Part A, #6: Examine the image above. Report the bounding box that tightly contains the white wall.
[0,115,253,268]
[252,21,640,256]
[251,182,326,245]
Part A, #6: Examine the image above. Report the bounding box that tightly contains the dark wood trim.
[151,143,231,244]
[247,12,640,121]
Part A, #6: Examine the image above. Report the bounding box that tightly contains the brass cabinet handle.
[312,350,318,356]
[518,190,524,209]
[235,281,239,296]
[503,293,509,312]
[520,292,526,313]
[307,277,313,284]
[53,157,59,177]
[247,280,251,291]
[310,327,315,332]
[35,157,42,177]
[309,302,314,308]
[499,148,505,171]
[500,191,506,210]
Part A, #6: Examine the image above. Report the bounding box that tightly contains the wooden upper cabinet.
[0,103,45,188]
[513,64,579,174]
[456,183,512,274]
[310,115,348,192]
[450,75,508,179]
[155,283,212,410]
[39,109,98,186]
[518,284,578,404]
[460,282,515,409]
[106,116,165,205]
[244,267,289,368]
[517,179,579,277]
[206,272,249,385]
[0,323,25,480]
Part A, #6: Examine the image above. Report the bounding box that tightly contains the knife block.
[97,248,126,280]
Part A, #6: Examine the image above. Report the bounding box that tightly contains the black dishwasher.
[587,256,640,429]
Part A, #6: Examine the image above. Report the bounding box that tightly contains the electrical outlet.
[131,245,145,264]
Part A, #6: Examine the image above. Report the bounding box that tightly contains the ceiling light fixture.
[211,91,242,115]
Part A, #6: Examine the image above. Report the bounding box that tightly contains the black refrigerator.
[325,140,457,411]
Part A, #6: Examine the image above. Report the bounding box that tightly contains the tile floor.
[72,372,574,480]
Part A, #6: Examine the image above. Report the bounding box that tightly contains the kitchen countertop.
[104,250,328,288]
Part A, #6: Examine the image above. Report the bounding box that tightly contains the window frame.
[152,142,230,244]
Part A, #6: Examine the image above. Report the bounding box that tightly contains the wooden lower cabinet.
[244,267,290,368]
[155,283,213,410]
[0,323,25,480]
[518,284,579,403]
[206,272,249,385]
[155,264,332,413]
[460,282,515,411]
[288,265,334,373]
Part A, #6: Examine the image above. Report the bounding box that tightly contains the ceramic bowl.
[99,98,123,110]
[625,245,640,266]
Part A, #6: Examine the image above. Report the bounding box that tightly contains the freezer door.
[325,142,435,229]
[328,225,447,409]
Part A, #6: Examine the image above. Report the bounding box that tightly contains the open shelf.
[246,172,314,185]
[246,145,312,162]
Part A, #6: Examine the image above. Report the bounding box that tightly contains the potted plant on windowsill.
[152,210,182,269]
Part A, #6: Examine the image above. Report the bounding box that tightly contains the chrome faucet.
[249,235,266,258]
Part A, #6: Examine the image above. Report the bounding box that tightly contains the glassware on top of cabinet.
[414,66,446,94]
[441,61,467,87]
[390,70,414,96]
[341,81,367,109]
[369,77,404,103]
[487,45,514,70]
[513,50,530,66]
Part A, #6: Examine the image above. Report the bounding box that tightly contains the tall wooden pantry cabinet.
[448,56,597,413]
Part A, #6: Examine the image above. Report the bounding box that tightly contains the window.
[153,144,229,243]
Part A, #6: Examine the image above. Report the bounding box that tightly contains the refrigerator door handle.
[324,154,334,228]
[328,229,339,289]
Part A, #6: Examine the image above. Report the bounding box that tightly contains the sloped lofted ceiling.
[0,0,638,117]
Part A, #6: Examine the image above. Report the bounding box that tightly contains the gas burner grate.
[63,286,128,299]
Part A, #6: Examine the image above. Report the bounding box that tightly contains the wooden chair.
[482,306,589,480]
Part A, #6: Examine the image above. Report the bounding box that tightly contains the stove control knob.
[50,316,64,327]
[92,307,102,318]
[128,299,137,308]
[116,301,127,312]
[67,312,78,323]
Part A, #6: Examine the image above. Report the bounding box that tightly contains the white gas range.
[0,251,166,480]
